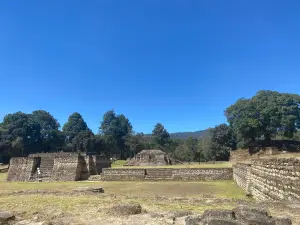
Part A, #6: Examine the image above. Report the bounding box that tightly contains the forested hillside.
[169,129,213,139]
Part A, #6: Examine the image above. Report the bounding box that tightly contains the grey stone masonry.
[7,152,111,182]
[101,168,233,181]
[233,158,300,202]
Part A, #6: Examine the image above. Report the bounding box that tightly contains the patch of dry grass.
[0,170,251,224]
[0,171,246,218]
[0,172,7,182]
[0,179,243,198]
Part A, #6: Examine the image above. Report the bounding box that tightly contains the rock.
[72,187,104,193]
[274,217,292,225]
[232,206,274,225]
[15,221,49,225]
[200,210,234,224]
[207,219,242,225]
[108,203,142,216]
[148,212,164,218]
[166,210,192,219]
[185,215,202,225]
[233,205,270,217]
[0,211,15,224]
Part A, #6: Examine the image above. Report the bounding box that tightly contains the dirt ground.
[0,173,300,225]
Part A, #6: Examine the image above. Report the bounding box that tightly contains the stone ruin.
[7,152,111,182]
[125,149,180,166]
[185,205,292,225]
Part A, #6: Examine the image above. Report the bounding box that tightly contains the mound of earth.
[105,203,142,216]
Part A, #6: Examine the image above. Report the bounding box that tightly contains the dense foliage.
[1,90,299,163]
[226,90,300,148]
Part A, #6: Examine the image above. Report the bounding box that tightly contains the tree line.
[1,90,300,163]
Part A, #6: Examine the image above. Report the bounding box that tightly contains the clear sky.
[0,1,300,134]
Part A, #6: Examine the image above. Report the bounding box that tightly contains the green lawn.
[111,160,126,168]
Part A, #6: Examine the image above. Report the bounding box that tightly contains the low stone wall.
[101,168,233,181]
[251,158,300,201]
[172,168,233,180]
[233,158,300,202]
[102,168,146,181]
[29,152,79,158]
[232,163,252,194]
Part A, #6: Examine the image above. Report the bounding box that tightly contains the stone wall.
[101,168,233,181]
[85,156,97,175]
[8,153,111,182]
[232,163,252,194]
[233,158,300,201]
[102,168,146,181]
[172,168,233,180]
[7,157,36,181]
[84,155,111,175]
[51,155,84,181]
[29,152,79,157]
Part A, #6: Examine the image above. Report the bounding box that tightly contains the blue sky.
[1,1,300,134]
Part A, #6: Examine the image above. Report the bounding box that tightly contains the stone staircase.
[38,158,54,181]
[145,168,173,180]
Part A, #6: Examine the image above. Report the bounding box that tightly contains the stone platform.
[100,167,233,181]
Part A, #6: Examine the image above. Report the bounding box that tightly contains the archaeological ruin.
[6,147,300,204]
[125,149,179,166]
[233,157,300,202]
[7,152,111,182]
[101,167,233,181]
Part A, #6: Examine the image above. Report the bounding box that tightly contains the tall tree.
[0,127,12,163]
[173,137,198,162]
[125,133,147,157]
[174,143,193,162]
[151,123,171,150]
[32,110,64,152]
[62,112,90,143]
[226,90,300,147]
[198,137,213,161]
[99,110,133,159]
[72,130,95,152]
[93,135,110,156]
[185,137,198,158]
[0,112,41,156]
[210,124,235,161]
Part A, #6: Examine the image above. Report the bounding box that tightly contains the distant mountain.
[145,128,213,140]
[169,128,213,140]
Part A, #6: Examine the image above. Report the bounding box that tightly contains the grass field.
[0,171,248,224]
[1,168,299,224]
